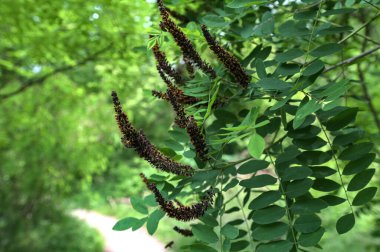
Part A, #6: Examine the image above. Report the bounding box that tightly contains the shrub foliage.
[112,0,378,251]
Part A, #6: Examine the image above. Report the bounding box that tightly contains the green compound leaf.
[303,60,324,76]
[310,43,342,58]
[192,224,219,243]
[113,217,147,231]
[312,179,341,192]
[333,130,363,146]
[257,77,292,91]
[237,160,269,174]
[310,166,336,178]
[256,240,293,252]
[240,174,277,188]
[227,0,268,8]
[293,99,321,129]
[248,133,266,159]
[324,108,358,131]
[294,214,322,233]
[252,222,288,241]
[202,15,228,28]
[352,187,378,206]
[293,137,327,150]
[285,178,314,198]
[336,213,355,234]
[183,243,218,252]
[319,195,346,206]
[252,205,286,224]
[281,166,313,181]
[343,153,376,175]
[275,48,304,63]
[292,198,328,214]
[230,240,250,251]
[347,169,375,191]
[249,190,282,210]
[130,196,149,214]
[146,209,165,235]
[221,224,239,239]
[297,151,332,165]
[299,227,325,247]
[339,142,374,161]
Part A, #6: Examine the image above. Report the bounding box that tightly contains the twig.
[339,11,380,44]
[0,44,113,101]
[324,45,380,73]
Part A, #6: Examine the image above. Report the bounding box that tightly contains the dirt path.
[72,209,166,252]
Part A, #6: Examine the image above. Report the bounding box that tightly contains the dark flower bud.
[186,116,208,161]
[173,226,193,237]
[152,43,182,85]
[140,173,214,222]
[157,0,216,79]
[112,91,194,177]
[201,25,251,88]
[165,241,174,249]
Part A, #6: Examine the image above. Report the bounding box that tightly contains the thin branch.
[339,11,380,44]
[324,45,380,73]
[357,64,380,134]
[0,44,113,101]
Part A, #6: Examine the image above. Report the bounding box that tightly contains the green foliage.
[112,1,380,252]
[1,0,380,251]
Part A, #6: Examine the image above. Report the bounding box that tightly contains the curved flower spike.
[201,25,251,88]
[112,91,194,177]
[157,0,216,79]
[140,173,214,222]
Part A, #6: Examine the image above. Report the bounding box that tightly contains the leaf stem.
[266,151,299,251]
[236,195,255,252]
[316,117,354,215]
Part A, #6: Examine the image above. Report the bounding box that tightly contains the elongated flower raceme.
[157,0,216,79]
[166,82,188,128]
[152,43,182,85]
[152,67,208,160]
[153,66,198,105]
[166,82,208,160]
[186,116,208,161]
[140,173,214,222]
[201,25,251,88]
[112,91,194,177]
[173,226,193,237]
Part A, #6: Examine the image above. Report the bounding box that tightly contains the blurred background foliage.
[0,0,380,251]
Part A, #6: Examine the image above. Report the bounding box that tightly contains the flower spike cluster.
[166,84,208,160]
[201,25,251,88]
[166,82,189,128]
[186,116,208,161]
[140,173,214,222]
[153,66,208,160]
[152,43,182,85]
[112,91,194,177]
[173,226,194,237]
[157,0,216,79]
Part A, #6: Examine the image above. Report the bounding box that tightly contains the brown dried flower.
[152,43,182,85]
[173,226,194,237]
[186,116,208,161]
[140,173,214,222]
[112,91,194,177]
[201,25,251,88]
